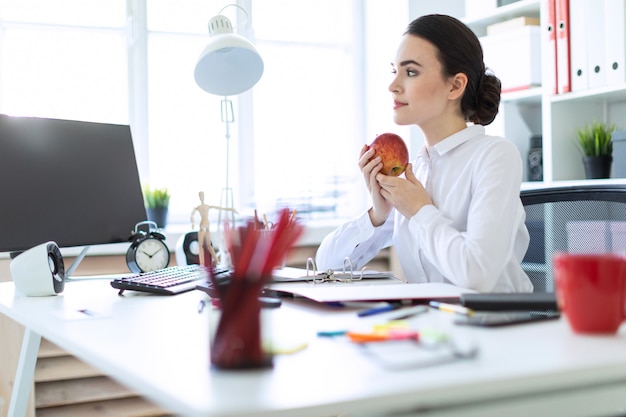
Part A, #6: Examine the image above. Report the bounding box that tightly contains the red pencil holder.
[210,279,273,369]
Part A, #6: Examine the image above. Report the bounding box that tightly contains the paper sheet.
[267,280,475,303]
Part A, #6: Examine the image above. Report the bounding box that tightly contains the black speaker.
[527,135,543,182]
[10,241,65,296]
[176,231,200,265]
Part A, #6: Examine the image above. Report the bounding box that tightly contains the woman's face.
[389,34,456,129]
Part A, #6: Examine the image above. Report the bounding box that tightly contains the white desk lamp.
[194,5,264,230]
[194,11,264,96]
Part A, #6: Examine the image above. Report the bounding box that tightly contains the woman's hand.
[376,163,432,219]
[358,145,392,226]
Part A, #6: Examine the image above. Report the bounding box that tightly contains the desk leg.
[7,329,41,417]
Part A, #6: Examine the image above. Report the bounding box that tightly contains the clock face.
[135,238,170,272]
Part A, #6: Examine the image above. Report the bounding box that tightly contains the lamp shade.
[194,14,264,96]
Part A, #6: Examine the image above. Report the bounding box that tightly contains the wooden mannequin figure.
[190,191,238,268]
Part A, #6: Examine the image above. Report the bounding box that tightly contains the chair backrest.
[520,184,626,292]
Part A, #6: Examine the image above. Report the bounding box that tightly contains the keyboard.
[110,264,230,296]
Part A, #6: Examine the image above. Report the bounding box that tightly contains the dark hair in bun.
[405,14,501,125]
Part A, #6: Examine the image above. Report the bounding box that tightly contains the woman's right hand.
[358,145,392,226]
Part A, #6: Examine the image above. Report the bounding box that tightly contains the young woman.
[315,14,533,293]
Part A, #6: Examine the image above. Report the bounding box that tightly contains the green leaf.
[575,121,617,157]
[142,185,170,208]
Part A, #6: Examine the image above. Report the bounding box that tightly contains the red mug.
[554,253,626,334]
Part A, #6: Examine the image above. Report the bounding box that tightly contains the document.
[267,280,475,303]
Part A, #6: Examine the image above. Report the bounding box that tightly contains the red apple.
[368,133,409,176]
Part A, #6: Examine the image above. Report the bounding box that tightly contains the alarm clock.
[126,221,170,273]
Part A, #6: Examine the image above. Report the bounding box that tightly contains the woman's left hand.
[376,163,433,218]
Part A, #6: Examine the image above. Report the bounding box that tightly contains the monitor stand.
[65,246,91,279]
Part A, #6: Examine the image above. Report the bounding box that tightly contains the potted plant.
[143,185,171,228]
[576,121,617,179]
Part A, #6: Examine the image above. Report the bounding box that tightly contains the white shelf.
[501,87,542,104]
[550,83,626,104]
[522,178,626,190]
[463,0,541,36]
[411,0,626,185]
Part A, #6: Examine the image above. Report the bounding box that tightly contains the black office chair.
[520,184,626,293]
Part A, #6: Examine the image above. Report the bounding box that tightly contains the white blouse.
[315,125,533,293]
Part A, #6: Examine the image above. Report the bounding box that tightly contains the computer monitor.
[0,114,147,254]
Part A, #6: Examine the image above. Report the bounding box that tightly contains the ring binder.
[306,257,367,284]
[270,257,396,283]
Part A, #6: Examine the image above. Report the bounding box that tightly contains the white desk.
[1,279,626,417]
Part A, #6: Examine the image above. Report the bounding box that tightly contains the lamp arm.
[218,3,250,28]
[221,97,235,191]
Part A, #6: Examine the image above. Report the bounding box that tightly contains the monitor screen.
[0,114,147,254]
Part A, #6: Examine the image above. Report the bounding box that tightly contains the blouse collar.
[424,125,486,158]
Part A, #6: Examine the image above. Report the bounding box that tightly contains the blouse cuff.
[354,210,378,241]
[412,204,439,226]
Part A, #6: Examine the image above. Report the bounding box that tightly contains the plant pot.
[146,207,169,229]
[582,155,612,179]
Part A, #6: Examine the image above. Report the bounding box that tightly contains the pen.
[429,301,475,317]
[327,301,389,309]
[347,329,419,343]
[288,209,297,225]
[78,308,97,317]
[317,330,348,337]
[357,303,398,317]
[383,304,429,321]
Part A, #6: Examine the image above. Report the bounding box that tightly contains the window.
[0,0,410,231]
[145,0,228,224]
[249,0,364,220]
[0,0,127,123]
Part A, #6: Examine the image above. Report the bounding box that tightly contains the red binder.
[555,0,571,93]
[545,0,559,94]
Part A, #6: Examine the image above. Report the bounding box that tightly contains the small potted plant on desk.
[143,185,171,229]
[576,121,617,179]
